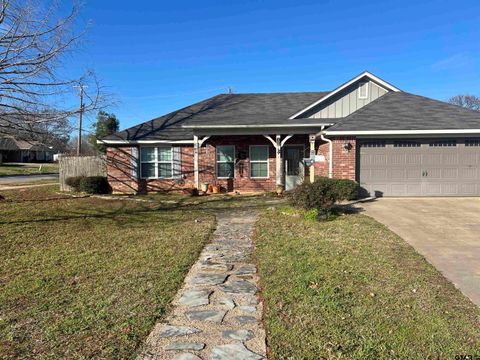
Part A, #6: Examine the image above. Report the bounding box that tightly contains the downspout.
[315,126,333,179]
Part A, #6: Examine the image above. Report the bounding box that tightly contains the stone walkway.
[138,210,266,360]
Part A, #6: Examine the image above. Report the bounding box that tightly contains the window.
[394,140,421,148]
[429,140,456,147]
[358,82,369,99]
[465,139,480,147]
[250,145,269,178]
[140,146,173,178]
[216,145,235,178]
[360,141,386,148]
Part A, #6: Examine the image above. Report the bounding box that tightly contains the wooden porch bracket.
[263,134,293,192]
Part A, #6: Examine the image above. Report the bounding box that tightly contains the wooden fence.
[59,155,107,191]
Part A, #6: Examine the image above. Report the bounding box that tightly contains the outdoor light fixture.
[343,141,353,152]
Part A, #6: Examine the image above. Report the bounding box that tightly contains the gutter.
[314,126,333,179]
[182,123,334,129]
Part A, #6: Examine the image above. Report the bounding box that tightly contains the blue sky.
[61,0,480,132]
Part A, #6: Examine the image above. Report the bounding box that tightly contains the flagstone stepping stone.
[211,343,263,360]
[185,310,226,323]
[200,263,233,272]
[236,316,257,323]
[190,273,228,286]
[239,305,256,313]
[172,353,202,360]
[177,289,212,307]
[222,329,255,341]
[220,280,257,294]
[157,325,201,338]
[219,297,235,309]
[165,342,205,351]
[234,264,257,275]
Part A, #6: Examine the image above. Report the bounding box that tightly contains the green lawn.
[0,163,59,176]
[0,186,216,358]
[254,208,480,359]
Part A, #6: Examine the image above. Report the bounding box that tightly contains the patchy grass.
[0,163,58,176]
[0,186,216,359]
[254,208,480,359]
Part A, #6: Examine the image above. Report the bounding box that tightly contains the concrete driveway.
[360,198,480,306]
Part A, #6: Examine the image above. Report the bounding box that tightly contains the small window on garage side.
[429,140,457,147]
[358,82,369,99]
[250,145,269,178]
[394,140,421,147]
[360,141,385,148]
[465,139,480,147]
[217,145,235,178]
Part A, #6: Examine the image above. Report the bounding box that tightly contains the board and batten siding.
[307,80,388,119]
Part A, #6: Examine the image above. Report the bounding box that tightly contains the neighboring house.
[0,136,55,163]
[101,71,480,197]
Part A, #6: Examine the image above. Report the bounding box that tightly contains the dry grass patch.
[254,208,480,359]
[0,186,215,358]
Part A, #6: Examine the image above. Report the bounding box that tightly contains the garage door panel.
[442,168,458,179]
[460,167,477,179]
[389,168,405,180]
[359,138,480,196]
[406,154,422,165]
[423,153,442,165]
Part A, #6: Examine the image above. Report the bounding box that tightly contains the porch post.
[194,135,199,189]
[309,134,316,183]
[275,135,282,191]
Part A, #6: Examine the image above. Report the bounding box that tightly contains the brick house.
[102,71,480,197]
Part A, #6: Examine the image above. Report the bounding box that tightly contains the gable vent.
[358,82,369,99]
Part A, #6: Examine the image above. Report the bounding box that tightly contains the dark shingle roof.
[104,92,329,141]
[329,92,480,131]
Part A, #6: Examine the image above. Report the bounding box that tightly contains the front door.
[284,146,305,190]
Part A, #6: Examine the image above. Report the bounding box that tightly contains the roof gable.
[289,71,401,119]
[327,91,480,133]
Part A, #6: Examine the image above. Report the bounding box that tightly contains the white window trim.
[249,145,270,179]
[216,145,235,179]
[358,82,369,99]
[140,146,174,179]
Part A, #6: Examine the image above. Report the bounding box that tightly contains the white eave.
[325,129,480,136]
[97,139,194,144]
[182,123,334,129]
[289,71,401,119]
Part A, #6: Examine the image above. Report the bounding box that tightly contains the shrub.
[79,176,111,194]
[290,177,359,219]
[65,176,84,192]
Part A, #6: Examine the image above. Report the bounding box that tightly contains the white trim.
[358,82,369,99]
[98,139,194,145]
[139,146,174,180]
[182,123,333,129]
[249,145,270,179]
[289,71,401,119]
[216,145,235,179]
[325,129,480,136]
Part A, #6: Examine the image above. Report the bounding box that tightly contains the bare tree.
[448,95,480,111]
[0,0,106,138]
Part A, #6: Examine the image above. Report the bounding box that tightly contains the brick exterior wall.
[315,137,357,181]
[106,135,312,193]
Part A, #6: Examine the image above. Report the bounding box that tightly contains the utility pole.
[74,84,87,155]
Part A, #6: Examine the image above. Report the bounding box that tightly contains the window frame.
[358,82,369,99]
[140,146,174,179]
[216,145,235,179]
[249,145,270,179]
